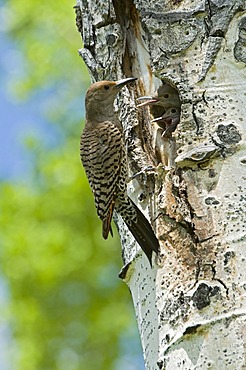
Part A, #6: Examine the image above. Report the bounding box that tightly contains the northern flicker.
[80,77,160,266]
[137,83,181,137]
[151,107,180,137]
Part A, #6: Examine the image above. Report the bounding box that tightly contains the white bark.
[75,0,246,369]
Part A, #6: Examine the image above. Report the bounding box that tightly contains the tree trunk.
[75,0,246,369]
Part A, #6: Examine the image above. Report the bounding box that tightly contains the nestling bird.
[80,78,160,266]
[151,107,180,137]
[137,83,181,137]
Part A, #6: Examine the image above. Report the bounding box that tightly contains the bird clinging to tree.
[80,77,160,266]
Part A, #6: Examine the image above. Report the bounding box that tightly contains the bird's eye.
[104,85,110,90]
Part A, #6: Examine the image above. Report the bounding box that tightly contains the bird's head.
[85,78,137,122]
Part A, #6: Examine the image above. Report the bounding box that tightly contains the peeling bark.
[75,0,246,368]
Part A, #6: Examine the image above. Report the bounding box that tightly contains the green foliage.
[0,0,142,369]
[0,142,136,370]
[5,0,87,98]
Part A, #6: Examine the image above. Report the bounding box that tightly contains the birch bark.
[75,1,246,368]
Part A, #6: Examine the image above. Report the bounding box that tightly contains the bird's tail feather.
[123,199,159,266]
[102,199,115,239]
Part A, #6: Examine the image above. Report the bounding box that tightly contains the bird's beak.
[114,77,138,90]
[136,96,159,107]
[151,116,164,123]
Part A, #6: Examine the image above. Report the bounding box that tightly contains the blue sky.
[0,35,65,181]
